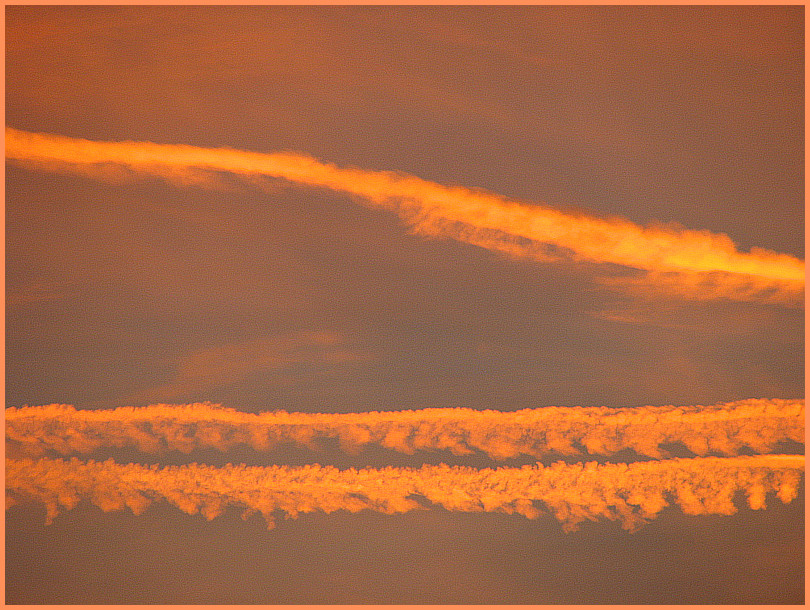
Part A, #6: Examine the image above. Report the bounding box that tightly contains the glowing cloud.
[6,455,803,532]
[6,128,803,305]
[7,399,803,460]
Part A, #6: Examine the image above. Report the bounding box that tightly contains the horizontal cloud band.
[6,399,803,460]
[6,455,803,531]
[5,128,803,304]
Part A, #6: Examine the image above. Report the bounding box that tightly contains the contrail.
[6,128,803,305]
[7,399,803,460]
[6,455,803,531]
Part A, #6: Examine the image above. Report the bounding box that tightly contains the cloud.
[7,399,803,460]
[6,128,803,305]
[118,331,364,404]
[6,454,803,531]
[6,280,66,306]
[598,270,804,308]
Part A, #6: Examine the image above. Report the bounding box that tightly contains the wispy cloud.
[117,331,364,405]
[7,454,803,531]
[597,270,803,308]
[7,399,803,460]
[6,128,803,305]
[6,279,66,306]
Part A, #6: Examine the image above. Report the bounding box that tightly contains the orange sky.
[5,5,804,605]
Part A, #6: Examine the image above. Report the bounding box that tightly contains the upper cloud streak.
[6,128,804,305]
[7,399,803,460]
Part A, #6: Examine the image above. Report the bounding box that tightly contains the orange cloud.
[7,399,803,460]
[598,270,804,308]
[120,331,363,404]
[6,279,66,306]
[6,128,803,305]
[6,454,803,531]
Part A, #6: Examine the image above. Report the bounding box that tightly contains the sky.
[4,5,805,605]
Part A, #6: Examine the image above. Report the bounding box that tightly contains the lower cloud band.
[6,454,804,532]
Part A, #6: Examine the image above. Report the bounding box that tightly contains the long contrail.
[7,399,803,460]
[6,455,803,531]
[6,128,803,305]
